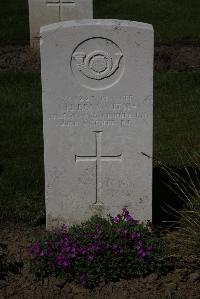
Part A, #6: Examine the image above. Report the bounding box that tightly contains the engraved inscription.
[71,38,125,90]
[46,0,75,21]
[49,94,151,128]
[75,132,122,205]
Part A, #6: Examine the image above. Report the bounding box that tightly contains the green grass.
[0,0,29,45]
[154,72,200,165]
[0,72,199,222]
[95,0,200,42]
[0,73,44,221]
[1,0,200,45]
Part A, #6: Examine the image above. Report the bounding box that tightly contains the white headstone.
[41,20,154,229]
[28,0,93,48]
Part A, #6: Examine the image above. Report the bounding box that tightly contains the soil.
[0,44,200,72]
[154,43,200,72]
[0,46,40,72]
[0,223,200,299]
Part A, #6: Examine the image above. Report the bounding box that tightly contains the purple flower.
[28,209,159,287]
[112,244,118,250]
[137,248,148,258]
[112,216,119,223]
[28,242,41,256]
[79,247,87,255]
[61,224,68,233]
[111,213,122,223]
[87,255,94,262]
[80,275,87,286]
[39,250,45,257]
[55,254,70,269]
[147,244,155,252]
[130,232,141,240]
[62,261,68,267]
[122,208,139,224]
[95,224,101,231]
[70,246,77,258]
[111,244,122,255]
[79,273,91,286]
[122,207,129,214]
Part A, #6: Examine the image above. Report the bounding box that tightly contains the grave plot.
[0,1,199,298]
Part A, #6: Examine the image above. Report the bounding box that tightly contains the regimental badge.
[71,38,125,90]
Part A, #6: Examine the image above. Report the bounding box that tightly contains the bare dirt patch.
[0,223,199,299]
[1,44,200,72]
[0,46,40,72]
[155,43,200,72]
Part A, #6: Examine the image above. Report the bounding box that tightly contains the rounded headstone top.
[40,19,153,35]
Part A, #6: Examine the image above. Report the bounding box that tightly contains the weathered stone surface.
[41,20,154,229]
[28,0,93,48]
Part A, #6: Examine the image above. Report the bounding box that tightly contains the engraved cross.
[46,0,76,21]
[75,131,122,205]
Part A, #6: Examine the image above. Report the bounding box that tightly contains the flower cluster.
[28,209,164,288]
[111,207,139,225]
[110,208,155,259]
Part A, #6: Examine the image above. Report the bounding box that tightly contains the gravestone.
[41,20,154,229]
[28,0,93,48]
